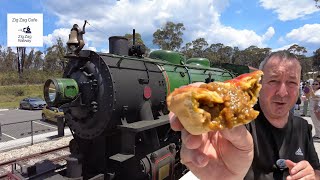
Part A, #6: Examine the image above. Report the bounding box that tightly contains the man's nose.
[276,83,288,97]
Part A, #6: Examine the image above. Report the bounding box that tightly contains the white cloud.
[43,0,274,51]
[262,27,275,41]
[43,28,69,48]
[194,25,274,49]
[86,46,97,52]
[259,0,319,21]
[274,24,320,55]
[286,24,320,44]
[277,36,286,44]
[272,44,295,52]
[100,48,109,53]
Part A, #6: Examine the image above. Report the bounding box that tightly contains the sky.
[1,0,320,56]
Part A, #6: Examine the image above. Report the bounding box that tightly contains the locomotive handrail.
[99,51,232,73]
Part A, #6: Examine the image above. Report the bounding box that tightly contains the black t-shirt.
[244,104,320,180]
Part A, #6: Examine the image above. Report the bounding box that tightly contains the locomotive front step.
[117,117,169,132]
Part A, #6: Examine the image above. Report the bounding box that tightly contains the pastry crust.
[167,70,263,135]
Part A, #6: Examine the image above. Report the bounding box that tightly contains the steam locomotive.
[39,21,250,179]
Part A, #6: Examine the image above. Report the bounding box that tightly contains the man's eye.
[268,80,278,85]
[288,81,298,87]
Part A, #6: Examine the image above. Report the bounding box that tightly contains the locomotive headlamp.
[43,78,79,107]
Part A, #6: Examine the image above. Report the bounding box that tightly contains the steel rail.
[0,145,69,179]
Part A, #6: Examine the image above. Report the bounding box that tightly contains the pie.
[167,70,263,135]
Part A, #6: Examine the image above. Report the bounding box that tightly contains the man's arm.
[170,113,254,179]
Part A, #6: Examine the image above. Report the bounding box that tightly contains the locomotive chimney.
[109,36,129,56]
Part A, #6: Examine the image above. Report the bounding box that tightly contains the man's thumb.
[285,159,296,170]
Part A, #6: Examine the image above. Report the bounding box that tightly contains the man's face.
[259,56,301,120]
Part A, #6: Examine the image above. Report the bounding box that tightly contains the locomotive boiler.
[40,21,239,180]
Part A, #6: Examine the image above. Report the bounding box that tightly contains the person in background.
[317,75,320,83]
[291,90,301,114]
[169,50,320,179]
[310,80,320,139]
[302,80,313,116]
[296,81,303,111]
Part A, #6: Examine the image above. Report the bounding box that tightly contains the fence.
[0,117,65,151]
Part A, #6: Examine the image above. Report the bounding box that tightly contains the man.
[170,51,320,179]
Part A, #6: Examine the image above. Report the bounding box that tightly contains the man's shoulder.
[245,115,310,130]
[292,115,309,124]
[291,115,312,132]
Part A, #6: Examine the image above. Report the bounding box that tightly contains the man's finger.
[218,126,254,174]
[169,112,183,131]
[287,160,311,177]
[181,129,204,149]
[181,144,209,168]
[188,82,205,87]
[220,125,253,151]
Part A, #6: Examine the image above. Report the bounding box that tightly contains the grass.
[0,85,44,109]
[0,70,62,109]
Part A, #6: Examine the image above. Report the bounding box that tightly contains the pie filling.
[193,73,262,130]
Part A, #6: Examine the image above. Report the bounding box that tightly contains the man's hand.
[286,160,317,180]
[170,112,254,180]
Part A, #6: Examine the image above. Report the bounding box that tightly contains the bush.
[0,70,63,86]
[10,87,25,96]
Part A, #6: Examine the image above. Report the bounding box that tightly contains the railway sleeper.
[13,159,59,178]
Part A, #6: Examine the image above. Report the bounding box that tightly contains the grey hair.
[259,50,300,70]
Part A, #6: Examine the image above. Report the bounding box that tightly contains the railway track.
[0,145,70,179]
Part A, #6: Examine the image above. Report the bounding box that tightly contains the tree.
[300,56,313,80]
[16,47,26,77]
[205,43,225,65]
[153,21,185,51]
[181,38,209,59]
[56,37,67,69]
[315,0,320,8]
[25,48,34,69]
[124,32,144,46]
[287,44,307,55]
[0,45,4,69]
[216,46,234,64]
[124,32,150,56]
[313,48,320,71]
[286,44,310,78]
[44,38,67,71]
[33,50,43,70]
[233,46,271,68]
[1,47,16,72]
[180,42,193,59]
[204,43,236,65]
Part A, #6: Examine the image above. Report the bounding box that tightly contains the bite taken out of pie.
[167,70,263,135]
